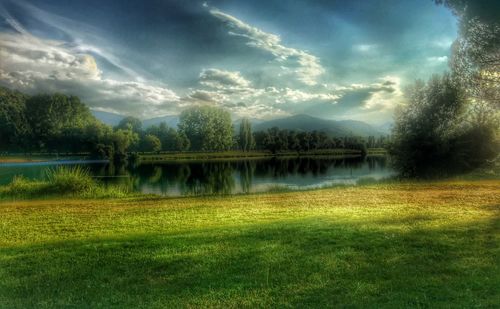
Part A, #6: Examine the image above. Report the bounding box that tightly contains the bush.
[3,175,47,197]
[45,166,94,194]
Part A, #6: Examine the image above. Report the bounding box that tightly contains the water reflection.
[94,156,392,196]
[0,156,393,196]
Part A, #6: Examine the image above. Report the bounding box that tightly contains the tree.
[238,118,255,151]
[288,130,301,151]
[432,0,500,172]
[115,116,143,134]
[140,134,162,152]
[435,0,499,110]
[389,73,481,177]
[176,131,191,151]
[0,87,30,151]
[25,93,97,151]
[110,129,139,160]
[298,132,312,151]
[178,106,233,151]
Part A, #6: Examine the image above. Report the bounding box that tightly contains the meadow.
[0,179,498,307]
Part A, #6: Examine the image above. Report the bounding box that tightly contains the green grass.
[0,180,499,307]
[0,166,132,200]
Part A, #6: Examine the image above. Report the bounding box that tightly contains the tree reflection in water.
[92,156,392,196]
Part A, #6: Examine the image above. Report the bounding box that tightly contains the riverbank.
[0,156,53,163]
[137,149,365,163]
[0,149,385,165]
[0,179,498,307]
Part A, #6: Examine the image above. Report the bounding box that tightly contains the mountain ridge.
[92,111,385,136]
[254,114,384,137]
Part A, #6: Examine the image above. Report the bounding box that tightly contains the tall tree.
[436,0,499,109]
[238,118,255,151]
[178,106,233,151]
[115,116,143,134]
[390,73,476,176]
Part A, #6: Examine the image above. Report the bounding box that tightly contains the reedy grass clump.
[45,166,94,194]
[0,166,133,199]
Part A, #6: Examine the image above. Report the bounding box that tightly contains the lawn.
[0,180,499,308]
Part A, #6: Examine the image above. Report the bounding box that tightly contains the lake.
[0,156,394,196]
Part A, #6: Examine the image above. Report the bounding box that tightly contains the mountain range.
[253,114,387,137]
[91,111,179,128]
[91,111,390,137]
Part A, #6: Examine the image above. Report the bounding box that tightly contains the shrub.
[44,166,94,194]
[2,175,46,197]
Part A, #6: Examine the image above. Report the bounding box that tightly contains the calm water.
[0,156,394,196]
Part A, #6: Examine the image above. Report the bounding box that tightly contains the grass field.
[0,180,499,307]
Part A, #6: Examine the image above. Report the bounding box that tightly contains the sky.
[0,0,458,124]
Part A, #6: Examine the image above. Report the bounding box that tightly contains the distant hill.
[92,110,179,128]
[91,110,124,126]
[92,111,384,136]
[253,114,384,137]
[142,115,179,128]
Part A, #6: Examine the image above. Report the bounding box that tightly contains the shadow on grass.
[0,215,499,308]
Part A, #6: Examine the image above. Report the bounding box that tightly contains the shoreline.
[0,149,387,164]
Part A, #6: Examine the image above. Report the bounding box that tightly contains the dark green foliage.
[110,129,139,159]
[145,122,190,151]
[140,134,162,152]
[25,93,97,151]
[178,106,233,151]
[0,87,30,151]
[253,126,371,154]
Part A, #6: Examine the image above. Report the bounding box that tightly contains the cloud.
[209,8,324,85]
[186,89,226,103]
[181,65,401,122]
[0,32,180,118]
[353,44,377,53]
[427,56,448,63]
[199,68,252,90]
[1,0,145,80]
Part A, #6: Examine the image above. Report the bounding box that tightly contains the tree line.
[0,87,383,160]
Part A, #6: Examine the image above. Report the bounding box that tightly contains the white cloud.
[0,32,180,118]
[361,76,403,111]
[209,8,324,85]
[432,38,454,49]
[427,56,448,63]
[271,88,340,104]
[199,68,252,90]
[1,0,145,81]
